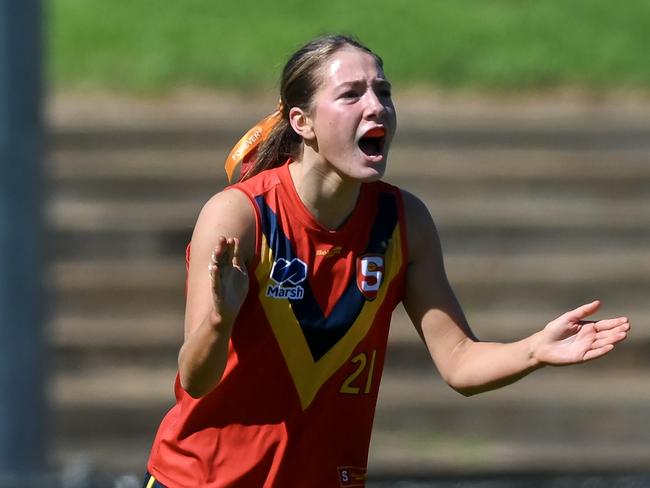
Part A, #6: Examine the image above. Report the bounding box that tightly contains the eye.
[376,84,392,98]
[341,90,360,99]
[379,88,392,98]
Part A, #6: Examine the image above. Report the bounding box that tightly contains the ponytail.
[248,114,301,180]
[223,103,283,182]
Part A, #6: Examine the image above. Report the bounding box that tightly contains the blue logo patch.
[270,258,307,286]
[267,258,307,300]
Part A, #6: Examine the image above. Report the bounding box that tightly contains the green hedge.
[49,0,650,93]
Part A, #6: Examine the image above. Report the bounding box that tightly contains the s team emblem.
[356,254,384,301]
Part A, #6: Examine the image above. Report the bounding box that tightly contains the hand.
[533,300,630,366]
[208,236,249,325]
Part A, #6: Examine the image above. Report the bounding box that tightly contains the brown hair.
[242,34,383,180]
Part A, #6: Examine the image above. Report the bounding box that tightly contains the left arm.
[400,190,630,396]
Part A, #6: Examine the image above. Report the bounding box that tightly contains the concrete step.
[51,228,192,260]
[417,192,649,232]
[48,184,649,233]
[386,147,650,181]
[49,226,650,262]
[47,176,649,216]
[48,119,650,152]
[49,143,650,183]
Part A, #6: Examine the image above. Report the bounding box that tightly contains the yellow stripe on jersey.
[145,475,156,488]
[254,226,403,410]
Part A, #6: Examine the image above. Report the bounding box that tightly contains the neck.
[288,158,361,231]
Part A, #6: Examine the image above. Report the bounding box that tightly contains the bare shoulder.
[197,187,255,230]
[192,187,257,264]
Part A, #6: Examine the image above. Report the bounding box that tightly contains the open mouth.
[358,127,386,158]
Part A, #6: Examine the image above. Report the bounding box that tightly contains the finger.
[231,237,247,274]
[226,237,237,254]
[209,259,219,289]
[564,300,601,322]
[583,344,614,361]
[595,322,630,338]
[591,330,628,350]
[212,236,227,261]
[217,236,238,266]
[209,236,227,282]
[593,317,629,332]
[220,238,234,266]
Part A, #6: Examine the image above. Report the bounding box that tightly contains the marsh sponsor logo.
[266,258,307,300]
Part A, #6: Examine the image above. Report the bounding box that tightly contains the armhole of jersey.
[394,187,409,265]
[228,185,262,275]
[185,243,192,296]
[395,187,410,301]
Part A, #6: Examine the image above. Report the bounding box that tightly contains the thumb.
[564,300,601,322]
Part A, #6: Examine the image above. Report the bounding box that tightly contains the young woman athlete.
[143,35,630,488]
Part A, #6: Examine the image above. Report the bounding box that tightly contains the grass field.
[48,0,650,94]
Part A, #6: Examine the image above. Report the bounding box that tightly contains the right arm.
[401,190,629,396]
[178,189,256,398]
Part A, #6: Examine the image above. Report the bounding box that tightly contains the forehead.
[321,47,386,87]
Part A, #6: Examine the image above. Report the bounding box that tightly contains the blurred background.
[2,0,650,486]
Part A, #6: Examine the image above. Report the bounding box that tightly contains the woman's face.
[305,47,397,181]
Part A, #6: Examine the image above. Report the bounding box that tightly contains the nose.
[363,90,386,119]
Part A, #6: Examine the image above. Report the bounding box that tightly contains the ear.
[289,107,315,141]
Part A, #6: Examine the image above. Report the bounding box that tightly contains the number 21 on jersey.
[340,350,377,395]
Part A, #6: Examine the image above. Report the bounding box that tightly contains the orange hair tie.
[224,101,284,182]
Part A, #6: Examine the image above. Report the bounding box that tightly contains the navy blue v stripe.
[256,192,398,361]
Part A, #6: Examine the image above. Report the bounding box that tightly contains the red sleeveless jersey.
[147,162,409,487]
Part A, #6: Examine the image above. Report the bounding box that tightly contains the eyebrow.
[375,79,392,89]
[336,79,392,90]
